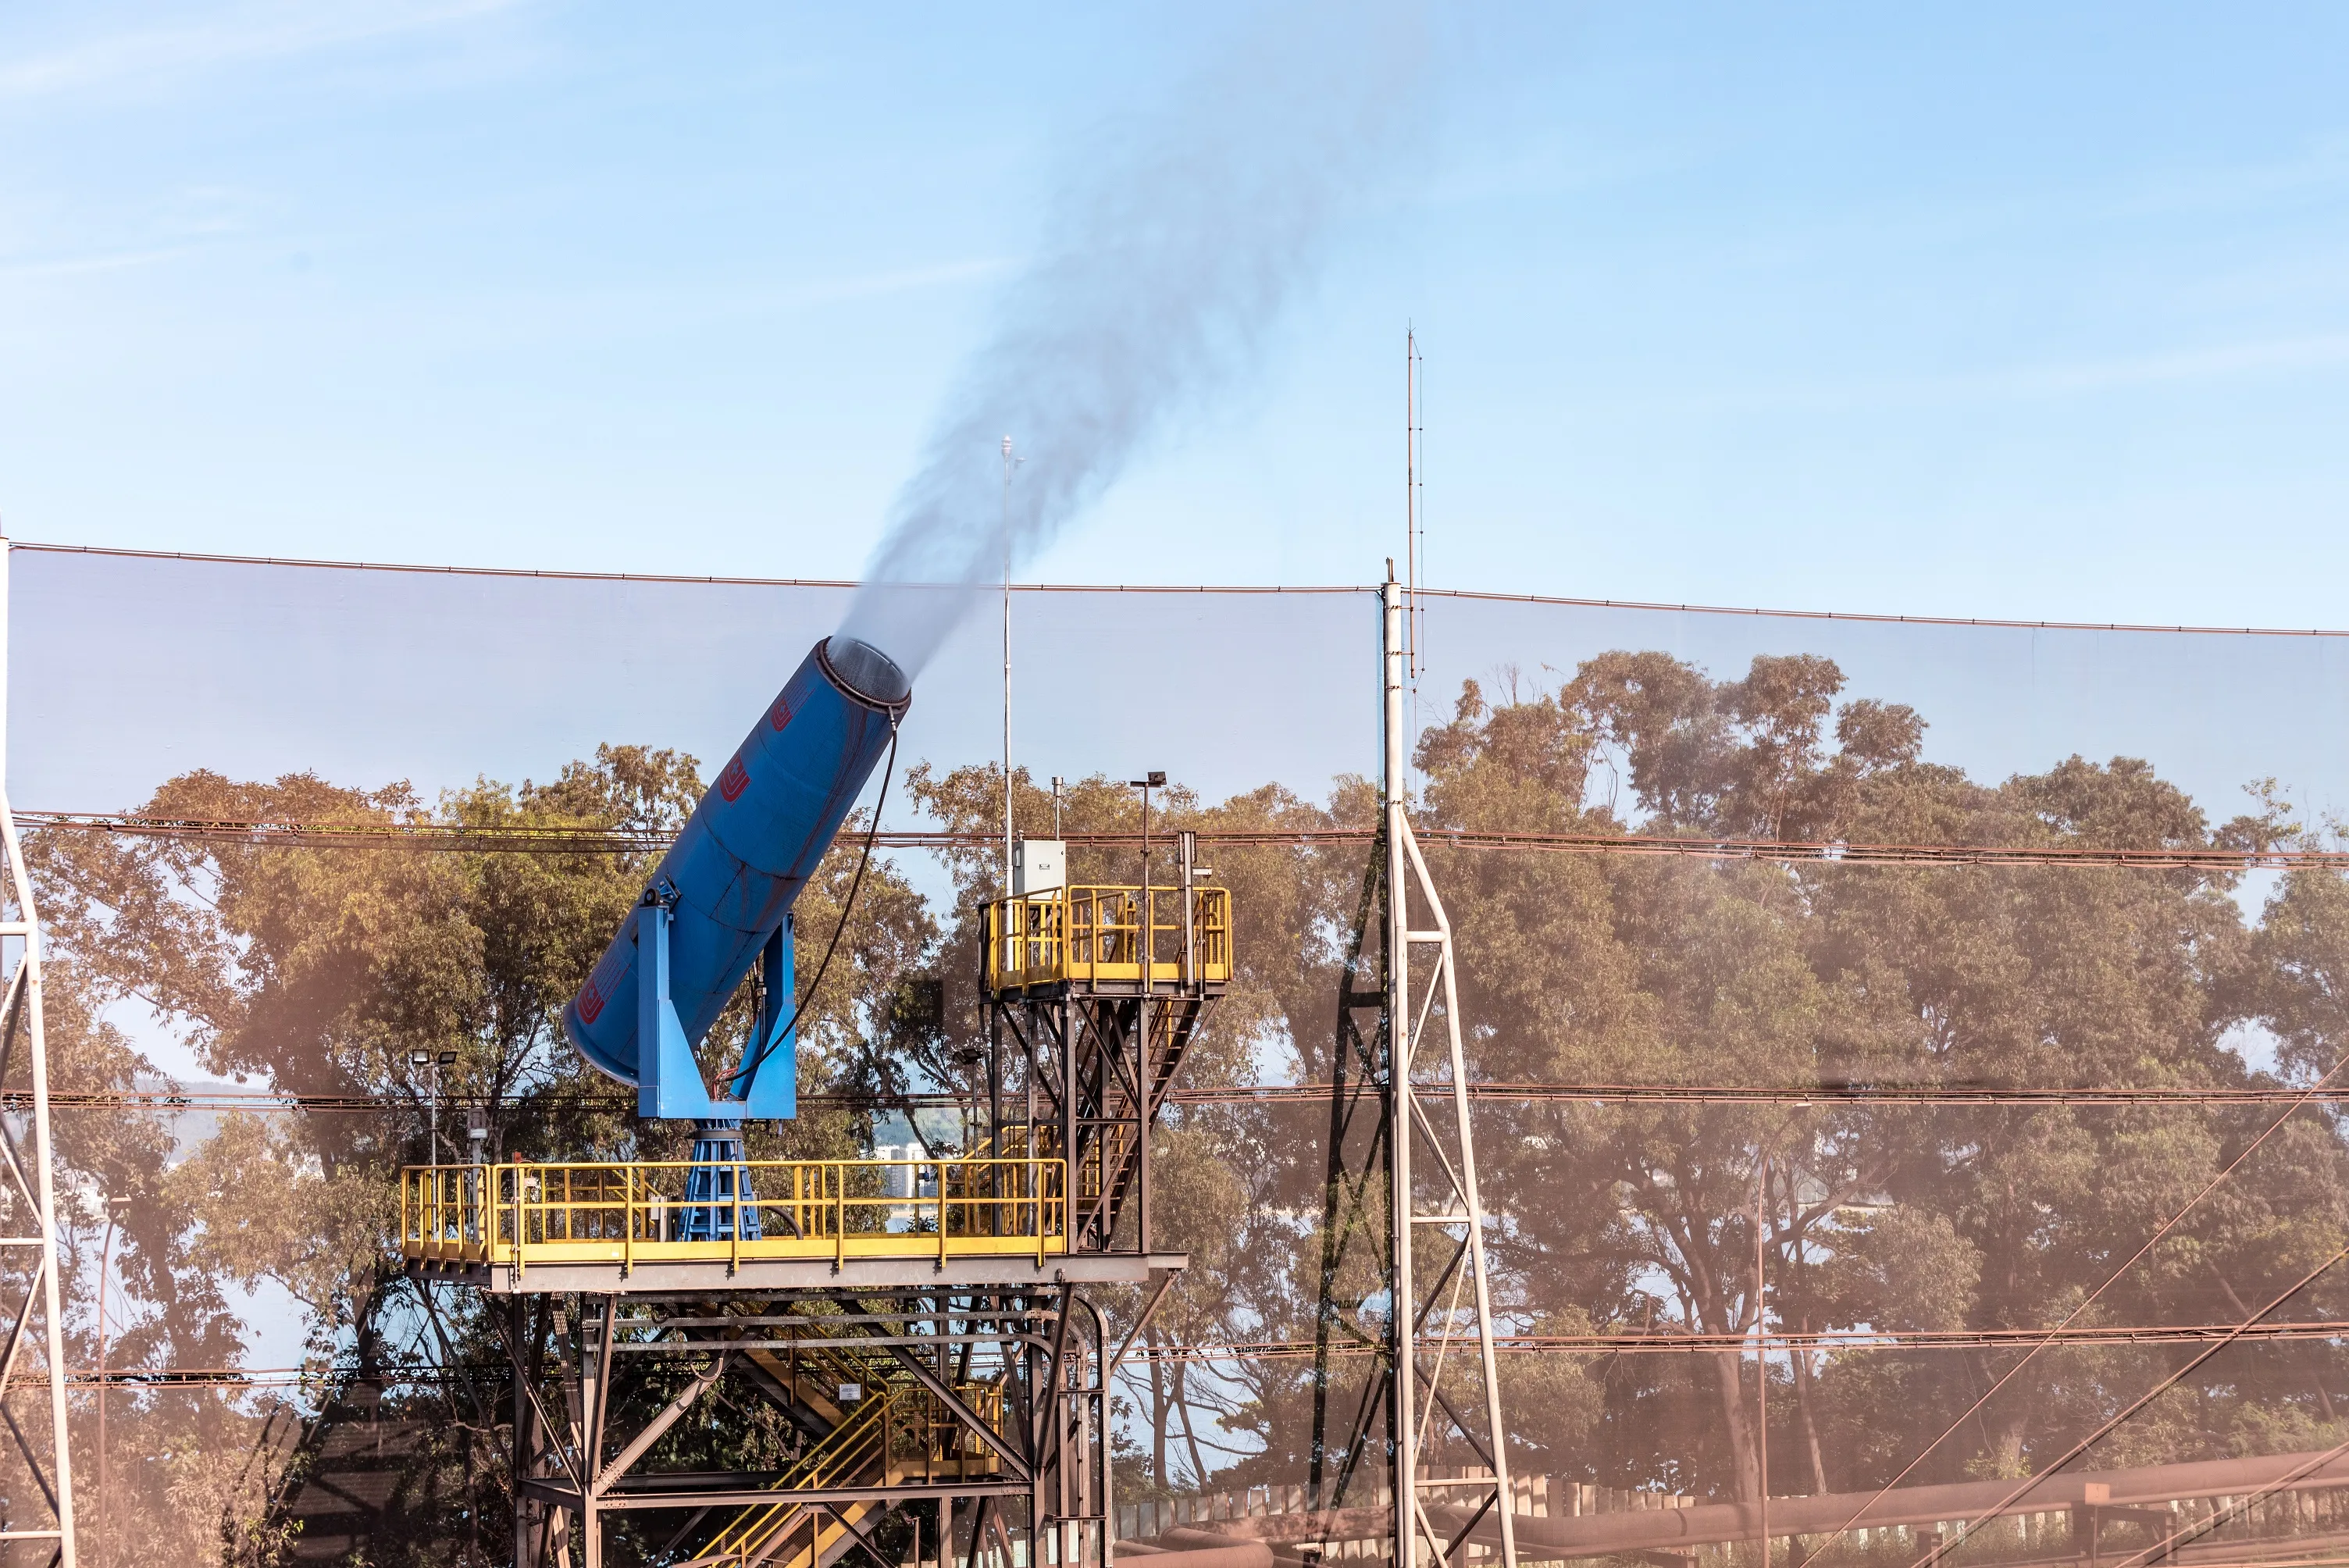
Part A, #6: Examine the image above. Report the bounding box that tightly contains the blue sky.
[16,4,2346,1379]
[5,4,2349,625]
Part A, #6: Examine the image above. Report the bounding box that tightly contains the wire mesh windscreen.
[14,544,2349,1565]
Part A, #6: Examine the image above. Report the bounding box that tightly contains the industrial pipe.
[1434,1446,2349,1559]
[563,635,910,1116]
[1123,1527,1277,1568]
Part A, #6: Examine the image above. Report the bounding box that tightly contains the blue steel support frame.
[636,885,797,1121]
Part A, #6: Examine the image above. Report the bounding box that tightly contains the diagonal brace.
[868,1338,1033,1484]
[597,1352,731,1493]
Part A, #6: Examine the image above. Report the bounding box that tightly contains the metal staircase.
[1075,992,1210,1247]
[684,1331,1005,1568]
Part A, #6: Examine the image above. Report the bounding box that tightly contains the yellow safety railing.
[986,884,1232,992]
[398,1156,1067,1273]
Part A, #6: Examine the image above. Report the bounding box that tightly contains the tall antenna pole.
[1399,342,1418,699]
[1403,330,1424,782]
[1001,437,1017,887]
[1404,330,1416,683]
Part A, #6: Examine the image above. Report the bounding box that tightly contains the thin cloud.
[772,256,1013,312]
[450,255,1015,334]
[1612,330,2349,419]
[0,0,529,100]
[1998,332,2349,394]
[2100,134,2349,223]
[0,244,194,280]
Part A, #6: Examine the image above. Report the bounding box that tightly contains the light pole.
[1127,772,1165,889]
[411,1050,457,1164]
[409,1052,433,1162]
[96,1193,130,1568]
[1127,771,1167,960]
[1125,771,1165,1254]
[437,1053,456,1164]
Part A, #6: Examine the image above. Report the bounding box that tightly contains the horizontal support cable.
[37,1081,2349,1117]
[115,1317,2349,1388]
[27,540,2349,636]
[16,810,2343,872]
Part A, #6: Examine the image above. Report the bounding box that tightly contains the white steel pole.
[0,528,82,1566]
[1397,821,1520,1568]
[1,528,9,789]
[1002,437,1016,893]
[1383,569,1416,1568]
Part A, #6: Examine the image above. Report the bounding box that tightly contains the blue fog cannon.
[561,635,911,1238]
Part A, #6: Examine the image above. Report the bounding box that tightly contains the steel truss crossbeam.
[501,1285,1121,1568]
[1303,576,1510,1568]
[0,549,81,1568]
[1388,803,1517,1568]
[1305,839,1394,1524]
[990,981,1213,1260]
[1303,580,1520,1568]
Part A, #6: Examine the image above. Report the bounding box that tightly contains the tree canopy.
[20,645,2349,1561]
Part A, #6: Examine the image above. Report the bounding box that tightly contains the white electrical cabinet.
[1012,837,1066,896]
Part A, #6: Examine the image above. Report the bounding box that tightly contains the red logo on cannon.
[719,754,751,802]
[576,975,608,1024]
[768,695,794,732]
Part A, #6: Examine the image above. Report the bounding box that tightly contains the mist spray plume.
[838,2,1435,675]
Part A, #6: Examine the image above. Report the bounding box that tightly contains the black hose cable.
[730,721,900,1096]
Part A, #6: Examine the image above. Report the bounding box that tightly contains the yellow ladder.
[698,1346,1003,1568]
[695,1388,889,1566]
